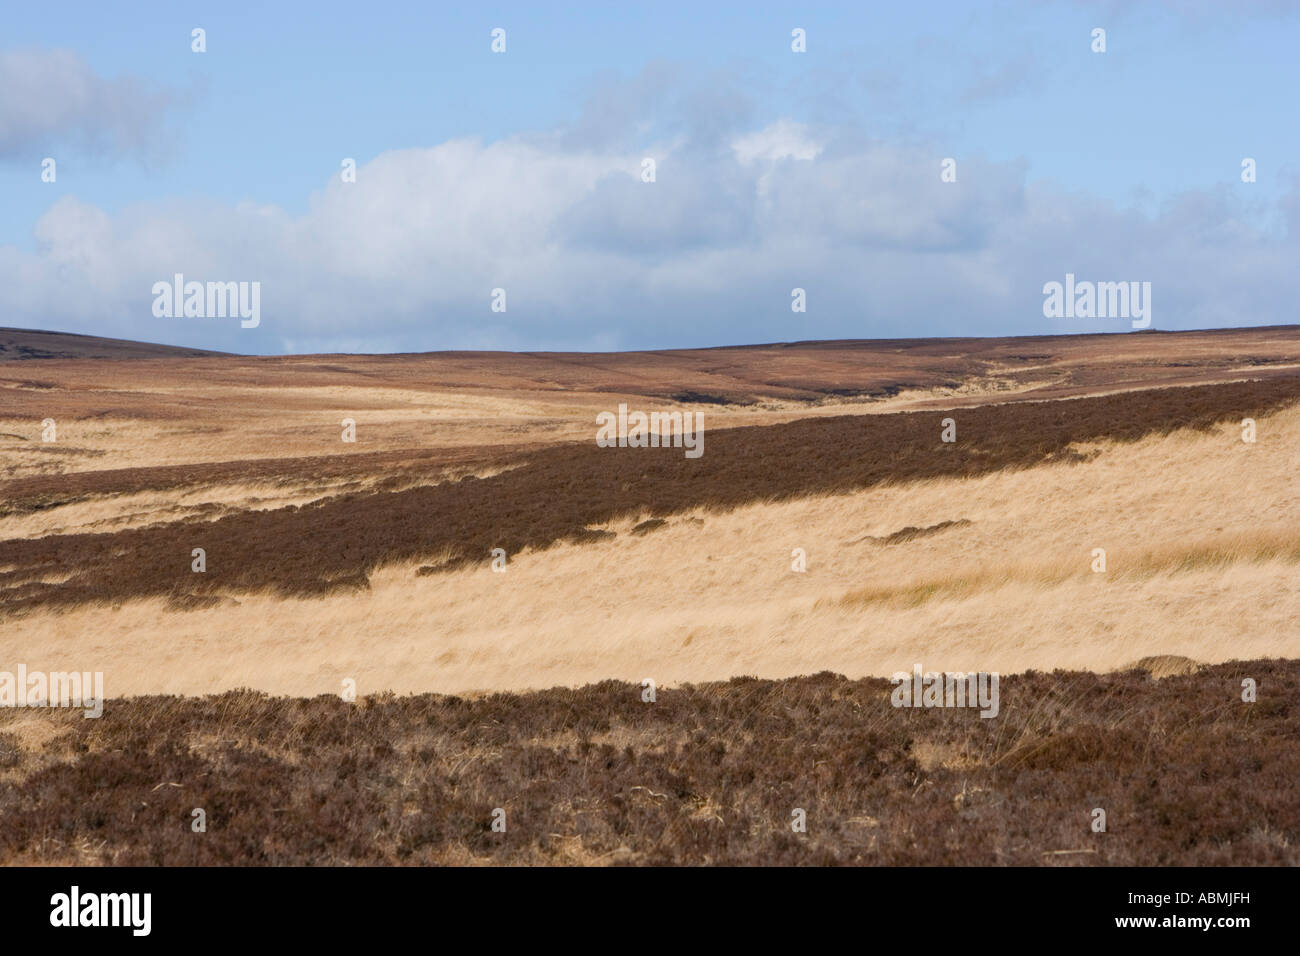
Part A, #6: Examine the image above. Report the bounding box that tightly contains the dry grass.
[7,372,1297,612]
[4,403,1297,697]
[6,325,1300,480]
[0,463,520,539]
[2,328,1297,868]
[0,388,598,480]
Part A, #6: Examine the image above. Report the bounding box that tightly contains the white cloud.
[0,48,182,161]
[732,121,823,164]
[2,120,1296,353]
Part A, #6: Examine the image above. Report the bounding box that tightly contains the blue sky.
[2,1,1298,353]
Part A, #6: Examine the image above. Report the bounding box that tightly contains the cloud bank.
[3,100,1297,353]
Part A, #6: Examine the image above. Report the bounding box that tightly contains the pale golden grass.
[0,710,79,785]
[0,390,710,479]
[0,463,518,540]
[831,526,1300,610]
[7,326,1300,483]
[6,365,1290,481]
[0,395,859,479]
[0,480,340,539]
[3,403,1298,697]
[1,394,571,477]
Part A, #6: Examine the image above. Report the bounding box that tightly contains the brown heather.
[0,660,1293,866]
[3,373,1300,613]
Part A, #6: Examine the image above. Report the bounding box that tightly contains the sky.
[2,0,1298,354]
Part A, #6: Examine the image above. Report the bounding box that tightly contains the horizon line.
[6,323,1300,361]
